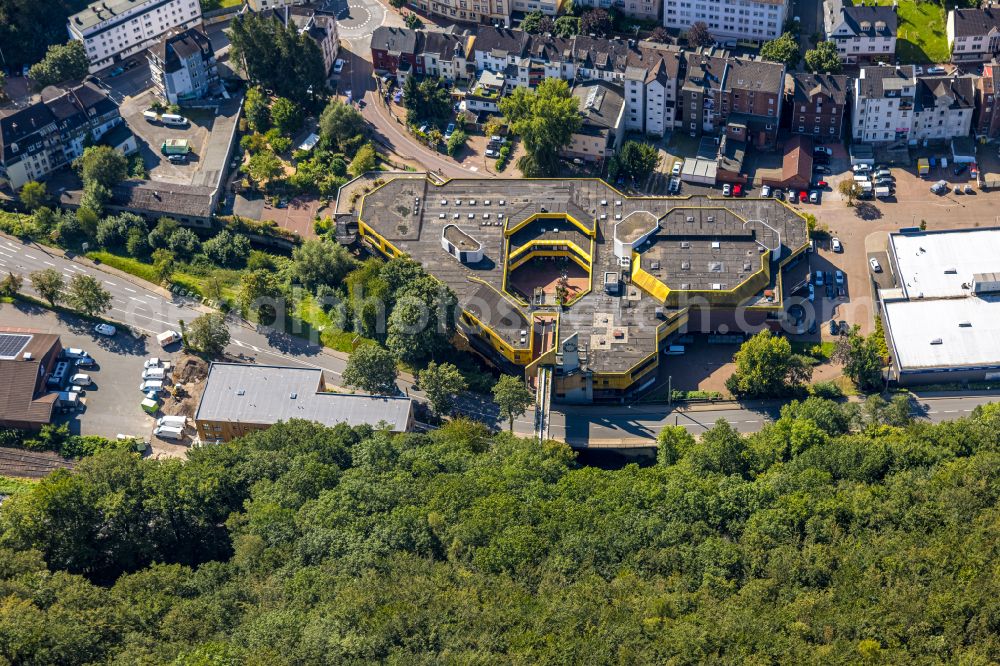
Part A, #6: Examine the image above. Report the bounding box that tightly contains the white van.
[139,380,165,394]
[143,110,160,123]
[853,174,870,184]
[875,186,891,199]
[153,425,184,440]
[858,180,873,193]
[156,330,181,347]
[160,113,187,126]
[142,367,167,381]
[157,415,187,429]
[69,373,92,387]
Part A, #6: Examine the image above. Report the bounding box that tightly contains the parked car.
[814,270,825,286]
[444,123,455,139]
[853,164,872,173]
[485,147,498,158]
[722,183,732,196]
[333,58,345,74]
[831,237,843,252]
[812,179,828,188]
[839,320,849,335]
[953,163,968,176]
[76,356,96,369]
[139,380,165,394]
[927,65,946,74]
[773,189,784,200]
[870,257,882,272]
[930,180,948,194]
[813,146,833,156]
[789,191,799,203]
[167,154,187,164]
[809,190,820,204]
[807,283,815,302]
[733,183,743,196]
[69,373,92,387]
[799,190,808,202]
[62,347,89,360]
[954,185,963,195]
[667,177,681,194]
[829,319,839,335]
[156,330,181,347]
[671,160,683,176]
[144,357,162,369]
[813,165,830,175]
[834,270,844,285]
[965,184,975,194]
[761,184,772,197]
[94,323,116,337]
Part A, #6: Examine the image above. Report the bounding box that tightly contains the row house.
[576,0,661,21]
[371,26,421,75]
[679,51,785,149]
[68,0,203,73]
[974,62,1000,138]
[784,72,849,142]
[411,0,511,26]
[562,81,626,164]
[910,76,975,143]
[852,65,915,143]
[947,7,1000,64]
[663,0,787,44]
[824,0,897,65]
[0,82,132,190]
[418,31,475,82]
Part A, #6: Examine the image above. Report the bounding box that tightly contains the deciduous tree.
[19,181,47,211]
[29,268,64,306]
[805,40,843,74]
[760,32,801,67]
[725,330,812,397]
[492,374,534,431]
[67,274,112,317]
[185,312,231,356]
[417,361,467,415]
[342,344,399,395]
[500,78,581,176]
[580,9,613,37]
[28,41,88,89]
[686,21,714,47]
[608,140,661,184]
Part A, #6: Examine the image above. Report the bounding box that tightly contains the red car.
[814,180,828,188]
[799,190,808,202]
[733,183,743,196]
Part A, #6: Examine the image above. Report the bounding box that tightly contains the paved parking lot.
[120,91,212,185]
[0,300,173,443]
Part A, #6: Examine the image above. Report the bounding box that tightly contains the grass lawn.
[87,251,242,301]
[200,0,242,10]
[0,476,37,497]
[876,0,951,64]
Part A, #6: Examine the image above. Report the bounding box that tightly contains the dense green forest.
[0,0,90,67]
[2,397,1000,663]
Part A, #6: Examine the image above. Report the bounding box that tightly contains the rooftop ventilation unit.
[930,338,943,345]
[959,321,972,327]
[680,241,691,248]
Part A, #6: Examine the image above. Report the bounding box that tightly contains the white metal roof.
[884,297,1000,370]
[890,228,1000,299]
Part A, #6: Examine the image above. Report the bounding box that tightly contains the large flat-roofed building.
[882,228,1000,384]
[67,0,203,73]
[0,329,63,430]
[354,175,810,403]
[194,363,415,442]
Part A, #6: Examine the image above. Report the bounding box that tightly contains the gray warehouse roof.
[195,363,413,432]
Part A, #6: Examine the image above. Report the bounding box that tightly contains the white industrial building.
[881,228,1000,385]
[68,0,203,73]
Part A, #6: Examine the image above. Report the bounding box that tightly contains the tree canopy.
[759,32,801,67]
[342,343,399,395]
[499,78,581,176]
[725,330,812,397]
[686,21,714,47]
[608,140,661,184]
[3,400,1000,662]
[805,40,843,74]
[28,40,88,89]
[229,13,326,104]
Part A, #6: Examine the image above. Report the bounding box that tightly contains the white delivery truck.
[142,367,167,381]
[143,110,160,123]
[153,425,184,440]
[156,330,181,347]
[139,380,165,394]
[156,415,187,429]
[875,186,892,199]
[160,113,187,126]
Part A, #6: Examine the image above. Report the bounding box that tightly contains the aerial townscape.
[3,0,1000,660]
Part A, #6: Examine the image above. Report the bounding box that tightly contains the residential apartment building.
[910,76,975,143]
[577,0,660,21]
[785,72,849,141]
[411,0,512,26]
[417,31,474,82]
[852,65,915,143]
[371,26,421,75]
[947,7,1000,64]
[67,0,203,73]
[663,0,788,45]
[624,50,682,136]
[247,0,307,9]
[510,0,560,16]
[562,81,626,163]
[263,7,340,76]
[0,82,130,190]
[974,61,1000,138]
[147,27,218,104]
[823,0,897,64]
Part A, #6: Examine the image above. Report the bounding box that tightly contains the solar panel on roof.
[0,334,31,359]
